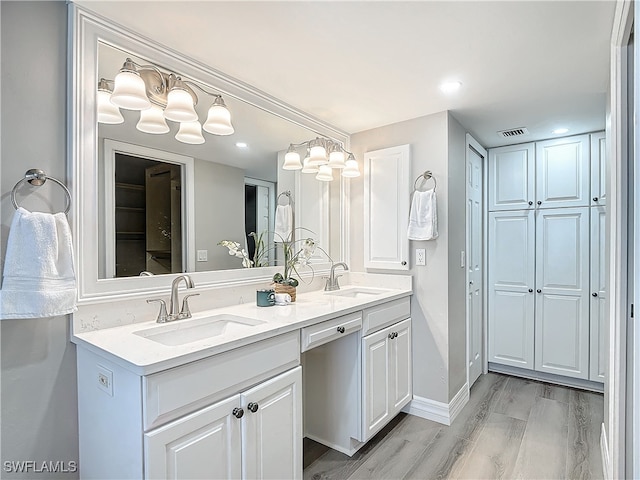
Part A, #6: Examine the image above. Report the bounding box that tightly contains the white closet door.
[590,131,606,206]
[488,210,535,368]
[534,207,590,379]
[488,143,535,211]
[535,135,590,209]
[590,206,607,382]
[364,145,410,270]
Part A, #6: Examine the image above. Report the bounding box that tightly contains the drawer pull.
[337,326,345,334]
[232,407,244,419]
[247,402,259,413]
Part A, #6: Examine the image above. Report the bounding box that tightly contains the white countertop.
[72,285,412,375]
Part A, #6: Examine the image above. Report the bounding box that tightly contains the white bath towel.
[0,207,77,319]
[274,204,293,242]
[407,189,438,241]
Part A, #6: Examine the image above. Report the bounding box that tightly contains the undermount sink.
[325,287,389,298]
[134,314,265,346]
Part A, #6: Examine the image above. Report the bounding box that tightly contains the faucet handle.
[180,293,200,318]
[147,299,169,323]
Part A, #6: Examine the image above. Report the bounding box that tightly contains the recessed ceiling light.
[440,81,462,94]
[235,142,248,148]
[552,128,569,135]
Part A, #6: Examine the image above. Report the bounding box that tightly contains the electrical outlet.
[197,250,208,262]
[96,365,113,396]
[416,249,426,266]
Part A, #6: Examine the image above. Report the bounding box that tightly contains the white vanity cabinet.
[76,331,301,480]
[361,300,412,441]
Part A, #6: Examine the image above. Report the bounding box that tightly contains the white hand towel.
[0,207,77,319]
[407,189,438,241]
[274,204,293,242]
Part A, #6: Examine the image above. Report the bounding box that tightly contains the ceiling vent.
[497,127,530,138]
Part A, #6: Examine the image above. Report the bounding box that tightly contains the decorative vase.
[272,283,297,302]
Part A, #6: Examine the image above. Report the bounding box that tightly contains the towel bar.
[277,190,293,206]
[413,171,437,192]
[10,169,72,214]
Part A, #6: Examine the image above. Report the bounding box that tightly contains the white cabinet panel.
[590,206,607,382]
[488,143,535,211]
[390,319,412,412]
[242,366,302,480]
[590,132,606,206]
[535,294,589,379]
[364,145,410,270]
[144,395,242,480]
[489,291,535,368]
[535,208,590,296]
[535,135,590,209]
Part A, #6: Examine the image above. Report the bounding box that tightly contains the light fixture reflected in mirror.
[98,57,234,144]
[284,137,359,180]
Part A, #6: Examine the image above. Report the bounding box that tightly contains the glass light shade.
[301,156,318,174]
[164,88,198,122]
[283,150,302,170]
[110,71,151,110]
[136,104,170,134]
[175,121,205,144]
[97,90,124,124]
[316,165,334,182]
[342,159,361,178]
[203,102,234,135]
[308,144,328,166]
[328,149,346,168]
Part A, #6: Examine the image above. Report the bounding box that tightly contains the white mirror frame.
[69,5,351,304]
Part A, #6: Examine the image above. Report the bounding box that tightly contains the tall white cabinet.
[488,133,606,384]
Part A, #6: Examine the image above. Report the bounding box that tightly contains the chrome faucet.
[147,274,199,323]
[325,262,349,291]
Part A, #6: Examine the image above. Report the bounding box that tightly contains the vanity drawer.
[143,331,299,430]
[362,297,410,336]
[301,312,362,352]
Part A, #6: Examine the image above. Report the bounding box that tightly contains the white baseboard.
[600,422,610,479]
[402,383,469,426]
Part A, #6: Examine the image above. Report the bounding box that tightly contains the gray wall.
[351,111,470,404]
[1,2,79,478]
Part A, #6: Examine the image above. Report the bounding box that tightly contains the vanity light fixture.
[98,58,235,145]
[282,137,360,180]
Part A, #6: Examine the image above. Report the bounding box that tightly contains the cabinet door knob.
[592,292,598,297]
[528,288,533,293]
[593,197,599,202]
[401,261,407,266]
[537,289,542,294]
[537,201,542,205]
[247,402,259,413]
[337,326,345,334]
[388,332,394,339]
[232,407,244,419]
[528,201,533,206]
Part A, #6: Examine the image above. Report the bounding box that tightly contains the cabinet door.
[488,143,535,211]
[591,132,606,206]
[144,395,241,480]
[364,145,410,270]
[590,206,607,382]
[389,318,412,413]
[488,210,535,368]
[534,207,590,379]
[241,366,302,480]
[535,135,590,209]
[361,326,391,440]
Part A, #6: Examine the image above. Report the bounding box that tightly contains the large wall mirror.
[71,6,349,302]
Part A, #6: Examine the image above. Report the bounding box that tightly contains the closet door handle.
[536,289,542,294]
[537,201,542,206]
[593,197,599,202]
[528,288,533,293]
[592,292,598,297]
[528,201,533,206]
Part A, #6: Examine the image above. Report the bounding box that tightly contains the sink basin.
[134,314,265,346]
[325,287,389,299]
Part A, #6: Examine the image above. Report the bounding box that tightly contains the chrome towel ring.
[10,169,72,215]
[413,171,437,192]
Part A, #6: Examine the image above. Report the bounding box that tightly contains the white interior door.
[467,139,485,387]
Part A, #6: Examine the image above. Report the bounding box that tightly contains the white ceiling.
[79,0,616,148]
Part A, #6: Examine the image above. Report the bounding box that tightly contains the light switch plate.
[197,250,208,262]
[416,249,426,266]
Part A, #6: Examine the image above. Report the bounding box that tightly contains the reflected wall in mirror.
[96,41,337,278]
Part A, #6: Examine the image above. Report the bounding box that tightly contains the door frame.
[465,133,488,391]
